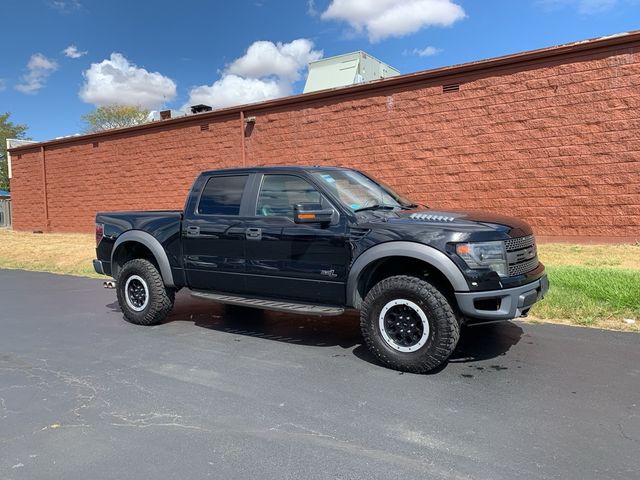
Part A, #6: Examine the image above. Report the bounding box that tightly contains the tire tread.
[116,258,174,326]
[360,275,459,373]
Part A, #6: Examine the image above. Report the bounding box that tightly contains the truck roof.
[199,165,351,176]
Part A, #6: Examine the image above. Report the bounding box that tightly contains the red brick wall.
[10,42,640,242]
[12,117,241,232]
[10,148,46,232]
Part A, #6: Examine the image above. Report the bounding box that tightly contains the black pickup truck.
[94,166,548,373]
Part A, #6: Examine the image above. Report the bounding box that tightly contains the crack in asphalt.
[618,423,639,444]
[101,411,211,431]
[268,422,338,440]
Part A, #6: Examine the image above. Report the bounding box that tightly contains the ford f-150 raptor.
[94,166,548,373]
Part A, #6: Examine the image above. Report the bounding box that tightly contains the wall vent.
[200,124,210,132]
[443,83,460,93]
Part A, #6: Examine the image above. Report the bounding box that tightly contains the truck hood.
[360,208,533,238]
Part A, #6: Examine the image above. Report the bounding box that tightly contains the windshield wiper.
[401,203,428,209]
[354,204,398,213]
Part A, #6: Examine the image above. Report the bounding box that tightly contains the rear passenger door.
[243,173,349,305]
[182,174,252,293]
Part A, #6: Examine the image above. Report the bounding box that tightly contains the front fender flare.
[346,241,469,308]
[111,230,175,287]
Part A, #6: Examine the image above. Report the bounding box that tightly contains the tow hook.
[103,281,116,289]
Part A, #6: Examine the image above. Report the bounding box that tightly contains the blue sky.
[1,0,638,141]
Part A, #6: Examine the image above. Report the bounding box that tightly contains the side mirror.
[293,203,334,225]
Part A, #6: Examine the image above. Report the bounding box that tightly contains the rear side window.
[198,175,248,215]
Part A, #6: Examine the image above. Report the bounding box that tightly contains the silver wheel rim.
[379,299,429,353]
[125,275,149,312]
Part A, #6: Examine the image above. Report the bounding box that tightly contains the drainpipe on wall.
[240,110,246,167]
[40,146,50,231]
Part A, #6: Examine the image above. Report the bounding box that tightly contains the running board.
[190,291,345,316]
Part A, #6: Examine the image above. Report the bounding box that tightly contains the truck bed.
[95,210,184,279]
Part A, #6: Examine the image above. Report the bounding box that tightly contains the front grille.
[509,257,539,276]
[505,235,539,277]
[505,235,535,251]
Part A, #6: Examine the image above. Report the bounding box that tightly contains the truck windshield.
[312,170,414,212]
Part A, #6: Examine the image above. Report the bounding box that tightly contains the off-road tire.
[116,258,175,326]
[360,275,460,373]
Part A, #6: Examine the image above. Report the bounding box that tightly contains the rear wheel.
[360,275,459,373]
[116,258,174,325]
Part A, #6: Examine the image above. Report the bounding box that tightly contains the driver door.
[244,173,349,305]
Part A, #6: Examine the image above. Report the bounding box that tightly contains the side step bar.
[190,290,345,316]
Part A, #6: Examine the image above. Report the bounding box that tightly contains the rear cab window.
[197,175,248,215]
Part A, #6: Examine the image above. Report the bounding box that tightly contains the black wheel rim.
[382,304,425,349]
[125,275,148,311]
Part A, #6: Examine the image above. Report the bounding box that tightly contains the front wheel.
[360,275,460,373]
[116,258,175,326]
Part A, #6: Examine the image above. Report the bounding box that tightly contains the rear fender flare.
[111,230,175,287]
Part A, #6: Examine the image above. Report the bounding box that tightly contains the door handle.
[246,227,262,241]
[186,226,200,237]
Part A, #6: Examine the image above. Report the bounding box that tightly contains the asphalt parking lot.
[0,269,638,479]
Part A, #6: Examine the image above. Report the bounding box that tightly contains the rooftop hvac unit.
[303,51,400,94]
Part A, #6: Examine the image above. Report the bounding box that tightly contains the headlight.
[455,241,507,277]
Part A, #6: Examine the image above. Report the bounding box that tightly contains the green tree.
[81,105,150,133]
[0,112,30,192]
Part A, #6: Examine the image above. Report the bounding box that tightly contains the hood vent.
[409,213,456,222]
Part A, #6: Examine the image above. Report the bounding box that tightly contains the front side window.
[256,175,321,219]
[198,175,248,215]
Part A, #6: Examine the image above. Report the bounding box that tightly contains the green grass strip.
[533,265,640,325]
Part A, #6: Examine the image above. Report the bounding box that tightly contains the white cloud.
[186,75,285,110]
[321,0,465,42]
[405,46,442,57]
[184,38,322,110]
[49,0,82,11]
[63,44,87,58]
[307,0,318,15]
[79,53,177,109]
[226,39,322,82]
[0,79,6,92]
[579,0,617,12]
[537,0,618,13]
[15,53,58,94]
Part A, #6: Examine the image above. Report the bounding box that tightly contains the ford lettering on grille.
[505,235,539,277]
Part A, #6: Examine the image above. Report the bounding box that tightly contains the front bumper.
[455,274,549,321]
